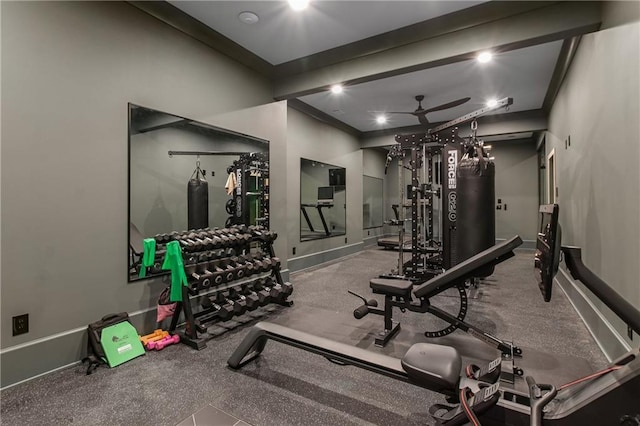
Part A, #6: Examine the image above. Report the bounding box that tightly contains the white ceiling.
[166,1,567,137]
[169,1,486,65]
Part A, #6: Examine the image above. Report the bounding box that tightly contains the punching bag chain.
[470,119,478,144]
[191,156,207,180]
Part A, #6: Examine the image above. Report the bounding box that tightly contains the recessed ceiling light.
[238,11,259,24]
[330,84,343,94]
[288,0,310,11]
[477,51,493,63]
[486,99,498,108]
[376,115,387,124]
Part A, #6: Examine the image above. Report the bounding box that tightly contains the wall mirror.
[363,175,384,228]
[299,158,346,241]
[128,103,269,281]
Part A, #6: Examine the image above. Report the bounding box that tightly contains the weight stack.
[456,149,495,277]
[188,176,209,230]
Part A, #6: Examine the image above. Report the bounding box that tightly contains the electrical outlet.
[292,247,296,255]
[345,237,348,244]
[12,314,29,336]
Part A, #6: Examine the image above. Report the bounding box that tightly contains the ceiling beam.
[542,36,582,113]
[275,1,555,77]
[288,100,362,137]
[360,109,547,148]
[274,1,602,100]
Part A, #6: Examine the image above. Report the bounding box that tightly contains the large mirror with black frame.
[128,103,269,281]
[363,175,384,229]
[300,158,346,241]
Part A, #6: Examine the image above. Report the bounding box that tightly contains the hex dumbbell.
[184,264,208,291]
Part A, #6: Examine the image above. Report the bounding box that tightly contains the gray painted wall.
[0,1,273,387]
[286,107,363,265]
[491,140,538,242]
[546,4,639,356]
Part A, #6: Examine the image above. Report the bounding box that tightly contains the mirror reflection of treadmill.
[300,187,335,239]
[314,186,334,236]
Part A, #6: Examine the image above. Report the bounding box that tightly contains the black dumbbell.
[237,256,256,275]
[249,254,268,272]
[258,277,279,299]
[280,282,293,297]
[251,280,272,306]
[227,289,248,315]
[184,264,208,291]
[205,261,226,285]
[269,256,281,270]
[230,257,254,278]
[195,262,214,289]
[240,286,260,311]
[260,257,275,272]
[201,296,234,322]
[177,239,196,252]
[223,259,245,280]
[263,277,291,302]
[215,295,235,321]
[216,260,236,282]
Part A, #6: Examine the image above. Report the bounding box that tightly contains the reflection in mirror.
[300,158,346,241]
[363,176,383,228]
[128,104,269,281]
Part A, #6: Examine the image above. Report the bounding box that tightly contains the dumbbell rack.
[166,225,293,350]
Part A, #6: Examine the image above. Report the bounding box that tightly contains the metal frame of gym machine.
[384,97,513,282]
[361,98,525,381]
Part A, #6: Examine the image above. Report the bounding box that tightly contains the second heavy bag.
[457,146,495,277]
[188,166,208,230]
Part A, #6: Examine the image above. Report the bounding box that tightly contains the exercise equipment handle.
[526,376,557,426]
[562,246,640,335]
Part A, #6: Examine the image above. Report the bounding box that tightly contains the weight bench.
[352,236,524,376]
[228,321,502,424]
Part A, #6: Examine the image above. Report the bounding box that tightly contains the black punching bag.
[187,166,208,230]
[457,146,495,277]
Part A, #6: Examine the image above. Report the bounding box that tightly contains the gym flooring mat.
[0,247,607,426]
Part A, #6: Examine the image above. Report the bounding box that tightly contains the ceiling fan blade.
[423,97,471,114]
[417,114,430,126]
[387,111,419,115]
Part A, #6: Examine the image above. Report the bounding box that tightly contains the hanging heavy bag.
[188,163,209,230]
[457,145,496,277]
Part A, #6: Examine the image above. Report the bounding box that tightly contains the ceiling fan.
[388,95,471,126]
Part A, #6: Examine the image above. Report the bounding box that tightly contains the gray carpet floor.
[0,247,607,426]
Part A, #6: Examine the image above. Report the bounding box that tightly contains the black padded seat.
[401,343,462,393]
[370,278,413,296]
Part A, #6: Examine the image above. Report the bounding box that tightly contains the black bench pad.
[401,343,461,393]
[370,278,413,296]
[414,235,523,299]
